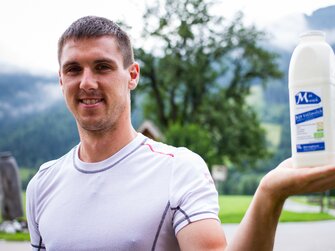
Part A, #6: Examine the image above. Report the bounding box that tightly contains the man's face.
[59,36,138,132]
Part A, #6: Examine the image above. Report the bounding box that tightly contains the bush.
[221,172,264,195]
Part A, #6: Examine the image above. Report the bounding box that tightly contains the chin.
[78,120,117,133]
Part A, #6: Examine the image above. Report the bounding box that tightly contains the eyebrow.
[61,58,119,70]
[94,58,119,68]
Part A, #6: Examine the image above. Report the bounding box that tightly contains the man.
[26,16,335,251]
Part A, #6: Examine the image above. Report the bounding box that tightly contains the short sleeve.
[169,148,220,234]
[26,176,46,250]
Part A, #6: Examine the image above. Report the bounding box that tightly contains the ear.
[59,70,64,93]
[128,62,140,90]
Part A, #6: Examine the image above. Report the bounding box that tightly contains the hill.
[0,72,79,167]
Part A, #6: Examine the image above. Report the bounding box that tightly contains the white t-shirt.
[26,133,220,251]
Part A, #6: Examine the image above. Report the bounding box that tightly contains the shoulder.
[141,137,209,172]
[142,137,204,160]
[171,147,211,181]
[173,147,207,166]
[146,140,214,187]
[140,137,176,158]
[139,138,210,179]
[27,146,76,191]
[39,159,60,172]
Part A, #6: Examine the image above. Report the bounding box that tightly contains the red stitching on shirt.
[142,143,175,157]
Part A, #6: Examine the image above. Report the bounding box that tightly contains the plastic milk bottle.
[289,31,335,168]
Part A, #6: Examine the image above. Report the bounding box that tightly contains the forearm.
[225,183,286,251]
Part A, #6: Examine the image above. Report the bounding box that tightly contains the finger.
[303,164,335,180]
[301,167,335,191]
[300,170,335,193]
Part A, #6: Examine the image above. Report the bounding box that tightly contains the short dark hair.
[58,16,134,68]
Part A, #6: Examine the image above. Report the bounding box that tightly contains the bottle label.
[294,89,325,152]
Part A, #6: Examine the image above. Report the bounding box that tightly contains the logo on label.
[295,92,321,105]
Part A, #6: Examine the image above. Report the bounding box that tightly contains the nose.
[79,68,98,91]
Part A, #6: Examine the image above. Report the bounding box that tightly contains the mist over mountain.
[0,5,334,168]
[0,73,61,120]
[0,72,77,167]
[265,5,335,52]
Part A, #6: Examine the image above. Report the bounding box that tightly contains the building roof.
[137,120,162,141]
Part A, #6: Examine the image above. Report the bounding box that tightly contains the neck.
[78,122,137,163]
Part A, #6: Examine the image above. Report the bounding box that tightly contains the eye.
[64,65,82,75]
[95,63,111,72]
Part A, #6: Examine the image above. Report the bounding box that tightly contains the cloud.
[265,13,309,52]
[1,81,62,118]
[264,6,335,52]
[37,82,62,104]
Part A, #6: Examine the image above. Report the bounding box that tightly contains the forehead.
[60,36,123,66]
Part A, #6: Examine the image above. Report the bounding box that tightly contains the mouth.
[79,98,104,105]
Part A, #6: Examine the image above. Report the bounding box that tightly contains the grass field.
[218,195,335,223]
[0,232,30,241]
[1,195,335,241]
[219,195,253,223]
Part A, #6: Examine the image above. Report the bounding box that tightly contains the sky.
[0,0,335,75]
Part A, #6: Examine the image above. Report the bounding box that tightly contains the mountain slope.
[306,5,335,30]
[0,102,79,167]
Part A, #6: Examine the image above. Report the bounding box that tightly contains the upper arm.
[26,176,44,250]
[171,150,221,232]
[176,219,227,251]
[170,149,225,250]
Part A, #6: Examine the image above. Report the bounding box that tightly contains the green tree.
[164,123,218,167]
[134,0,282,170]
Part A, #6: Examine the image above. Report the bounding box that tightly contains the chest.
[37,167,177,251]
